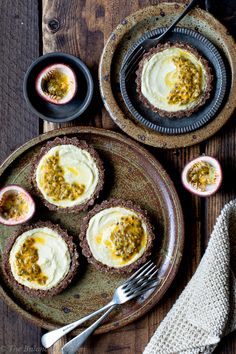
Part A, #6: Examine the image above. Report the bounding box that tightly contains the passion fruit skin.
[181,156,222,197]
[0,185,35,226]
[35,63,77,105]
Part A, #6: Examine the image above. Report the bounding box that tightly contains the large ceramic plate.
[120,27,228,134]
[0,127,183,335]
[99,3,236,148]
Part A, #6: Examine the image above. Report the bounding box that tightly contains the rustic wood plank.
[42,0,106,132]
[0,0,40,162]
[47,336,67,354]
[0,0,42,353]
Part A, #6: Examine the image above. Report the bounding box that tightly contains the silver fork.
[121,0,199,78]
[61,261,159,354]
[41,260,159,350]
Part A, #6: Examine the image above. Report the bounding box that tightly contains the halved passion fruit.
[0,185,35,226]
[182,156,222,197]
[35,63,77,105]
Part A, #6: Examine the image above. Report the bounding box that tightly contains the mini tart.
[2,221,79,298]
[31,137,104,212]
[79,199,155,274]
[136,42,213,118]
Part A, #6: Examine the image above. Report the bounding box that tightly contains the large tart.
[3,221,79,298]
[136,42,213,118]
[31,137,104,212]
[79,199,155,273]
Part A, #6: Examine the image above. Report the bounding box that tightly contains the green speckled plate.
[0,127,184,335]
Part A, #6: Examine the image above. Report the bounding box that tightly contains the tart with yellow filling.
[136,42,213,118]
[79,199,155,273]
[31,137,104,212]
[3,221,79,298]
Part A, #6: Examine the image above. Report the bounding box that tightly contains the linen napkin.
[144,199,236,354]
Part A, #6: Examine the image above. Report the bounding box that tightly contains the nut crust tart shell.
[136,42,213,118]
[79,199,155,274]
[31,137,104,212]
[2,221,79,298]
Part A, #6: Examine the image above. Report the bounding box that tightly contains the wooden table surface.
[0,0,236,353]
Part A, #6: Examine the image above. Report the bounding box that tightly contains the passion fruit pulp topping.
[41,151,85,202]
[167,56,202,106]
[15,237,48,285]
[0,192,29,220]
[187,161,217,192]
[111,215,146,261]
[41,70,70,101]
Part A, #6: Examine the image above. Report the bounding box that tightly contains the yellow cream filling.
[141,47,207,112]
[86,207,148,268]
[35,145,99,208]
[9,227,71,290]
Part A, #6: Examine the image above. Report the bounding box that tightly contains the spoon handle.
[41,300,114,349]
[62,306,116,354]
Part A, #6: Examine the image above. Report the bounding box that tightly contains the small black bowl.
[23,52,94,123]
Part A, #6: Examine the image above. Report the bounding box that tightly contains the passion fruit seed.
[0,192,29,220]
[167,56,202,106]
[111,215,145,261]
[41,151,85,202]
[15,237,48,285]
[187,161,217,192]
[41,69,70,101]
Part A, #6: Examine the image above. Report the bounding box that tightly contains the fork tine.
[124,49,145,79]
[145,266,159,279]
[123,261,154,286]
[122,45,144,71]
[124,264,158,290]
[125,277,158,296]
[121,45,142,68]
[125,47,144,69]
[129,278,159,296]
[126,282,158,301]
[122,260,152,287]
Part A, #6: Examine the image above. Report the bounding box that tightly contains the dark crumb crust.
[2,221,79,298]
[135,42,213,118]
[79,199,155,274]
[31,137,104,213]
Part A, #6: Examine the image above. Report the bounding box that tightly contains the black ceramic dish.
[120,27,229,135]
[23,52,94,123]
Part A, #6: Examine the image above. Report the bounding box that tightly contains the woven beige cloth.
[144,199,236,354]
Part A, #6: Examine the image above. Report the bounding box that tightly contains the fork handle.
[41,300,114,349]
[62,305,117,354]
[157,0,199,41]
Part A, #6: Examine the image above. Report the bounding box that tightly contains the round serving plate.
[99,3,236,148]
[120,26,227,135]
[0,127,184,335]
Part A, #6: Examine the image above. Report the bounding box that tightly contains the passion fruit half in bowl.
[0,185,35,226]
[35,63,77,105]
[181,156,222,197]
